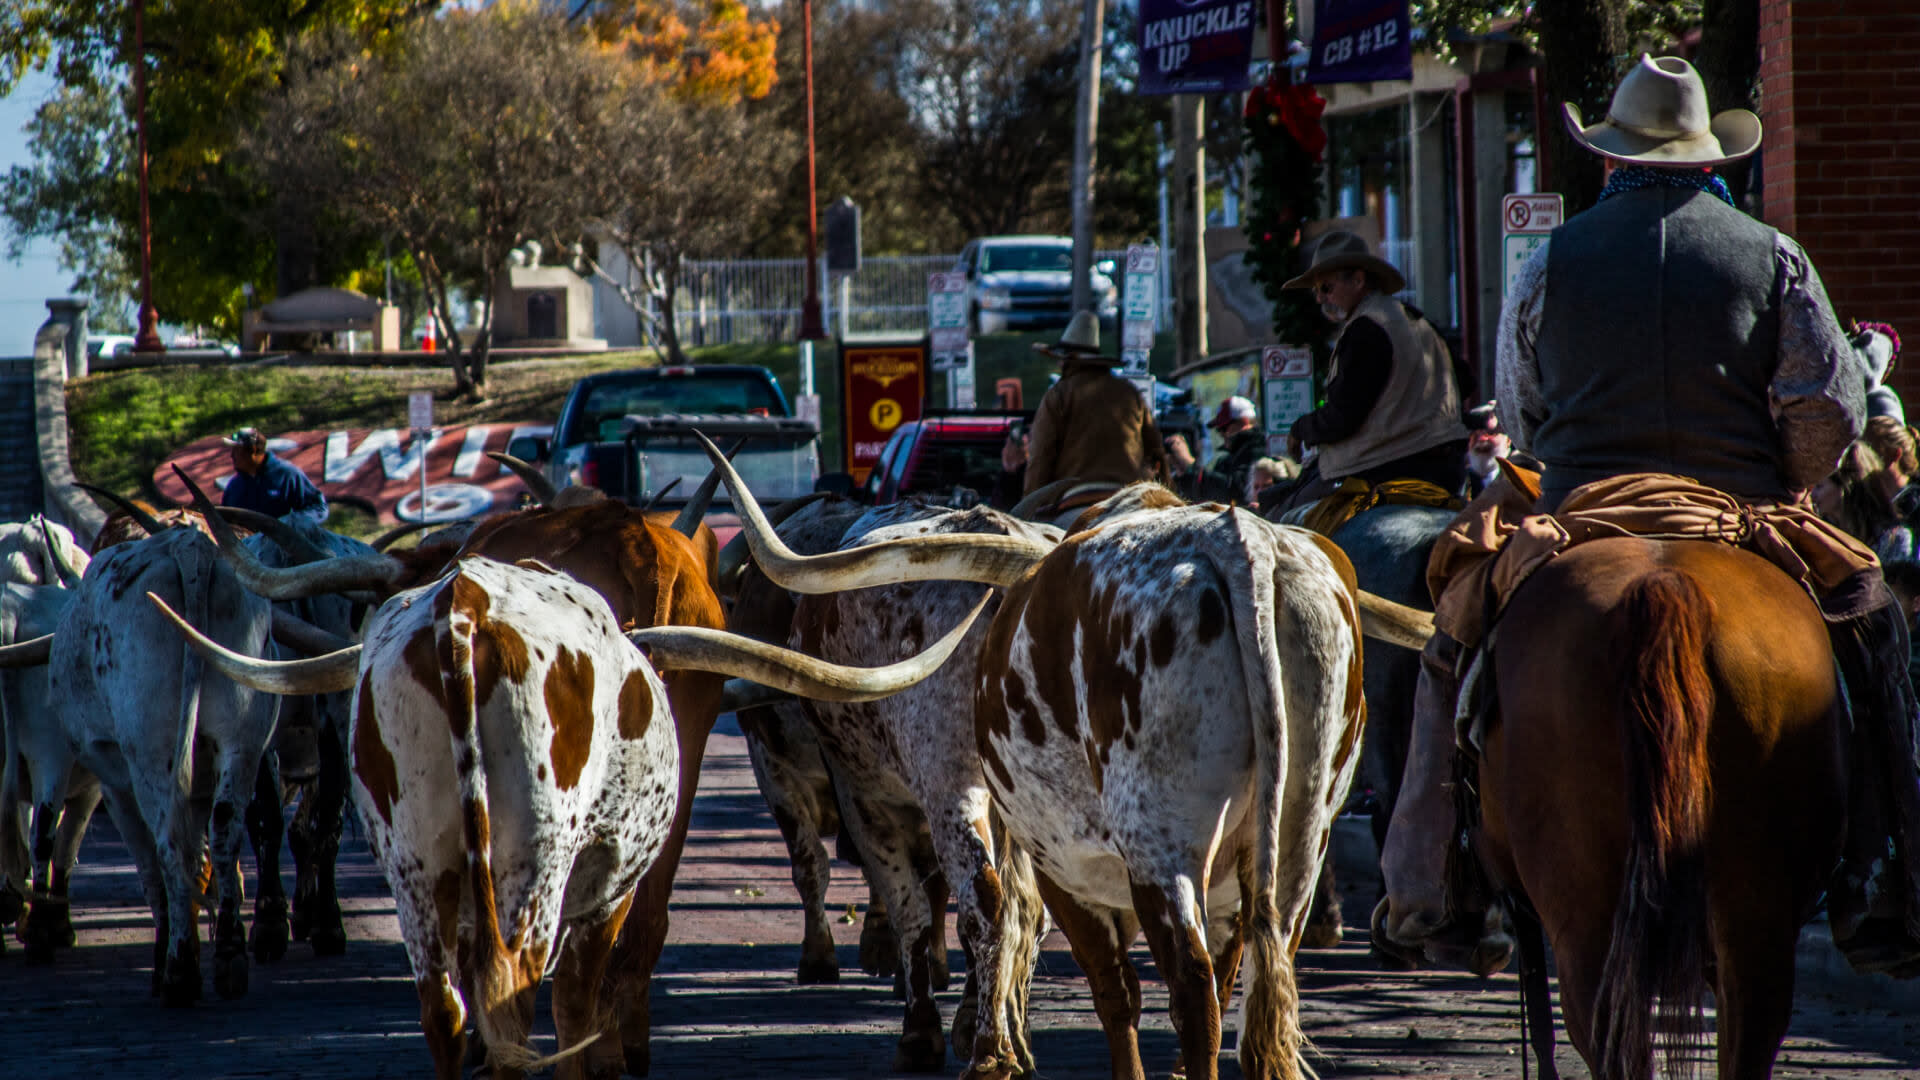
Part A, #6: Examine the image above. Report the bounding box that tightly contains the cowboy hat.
[1282,231,1406,294]
[1564,54,1761,167]
[1033,310,1104,361]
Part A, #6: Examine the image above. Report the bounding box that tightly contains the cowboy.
[221,427,329,524]
[1168,395,1265,504]
[1395,55,1920,974]
[1024,310,1168,496]
[1270,232,1466,518]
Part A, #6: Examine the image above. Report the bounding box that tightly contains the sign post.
[928,272,974,410]
[1501,193,1562,299]
[1260,346,1314,458]
[408,391,433,522]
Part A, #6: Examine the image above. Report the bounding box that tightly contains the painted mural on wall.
[156,423,555,524]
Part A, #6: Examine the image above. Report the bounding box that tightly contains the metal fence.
[670,250,1132,347]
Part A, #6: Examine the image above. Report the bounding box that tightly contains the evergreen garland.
[1243,80,1331,348]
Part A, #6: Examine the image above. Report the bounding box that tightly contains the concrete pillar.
[1407,92,1454,324]
[1470,92,1507,378]
[1172,94,1209,371]
[43,298,88,379]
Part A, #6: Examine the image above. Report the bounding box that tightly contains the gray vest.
[1534,187,1783,505]
[1316,292,1464,479]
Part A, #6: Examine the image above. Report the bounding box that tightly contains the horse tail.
[1596,568,1715,1080]
[436,575,538,1075]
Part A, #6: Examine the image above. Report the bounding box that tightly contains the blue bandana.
[1598,164,1736,208]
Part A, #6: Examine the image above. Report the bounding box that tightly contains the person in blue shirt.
[221,427,328,524]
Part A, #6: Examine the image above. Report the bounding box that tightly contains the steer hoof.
[950,1000,979,1059]
[892,1029,946,1073]
[309,922,347,957]
[796,947,840,986]
[161,954,203,1007]
[860,912,898,979]
[1301,906,1344,950]
[958,1059,1020,1080]
[0,882,24,924]
[214,950,250,999]
[252,905,291,964]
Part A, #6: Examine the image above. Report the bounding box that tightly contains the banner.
[156,423,554,524]
[1306,0,1411,84]
[1137,0,1256,96]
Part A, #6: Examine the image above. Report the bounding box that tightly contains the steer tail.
[437,580,539,1074]
[1217,516,1314,1080]
[1596,569,1715,1080]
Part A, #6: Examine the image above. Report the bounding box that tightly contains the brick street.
[4,716,1916,1079]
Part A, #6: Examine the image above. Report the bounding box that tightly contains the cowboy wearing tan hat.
[1268,229,1464,516]
[1024,310,1168,497]
[1386,55,1920,978]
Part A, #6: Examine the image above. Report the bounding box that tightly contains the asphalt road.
[4,717,1916,1079]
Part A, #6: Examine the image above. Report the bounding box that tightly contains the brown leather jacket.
[1026,363,1168,494]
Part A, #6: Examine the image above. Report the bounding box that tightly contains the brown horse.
[1468,536,1847,1079]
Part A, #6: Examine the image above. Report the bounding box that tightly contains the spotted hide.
[792,501,1054,1078]
[977,489,1367,1080]
[726,494,897,986]
[0,580,101,962]
[47,527,281,1005]
[353,556,677,1080]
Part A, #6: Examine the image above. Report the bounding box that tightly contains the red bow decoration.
[1247,80,1327,162]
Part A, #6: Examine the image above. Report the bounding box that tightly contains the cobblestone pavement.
[4,717,1917,1079]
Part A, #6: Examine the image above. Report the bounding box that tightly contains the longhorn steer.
[47,527,282,1003]
[0,515,90,587]
[718,453,1388,1080]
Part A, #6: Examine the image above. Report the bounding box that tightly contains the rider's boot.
[1827,598,1920,977]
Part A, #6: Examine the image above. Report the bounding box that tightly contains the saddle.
[1429,460,1883,649]
[1293,476,1464,536]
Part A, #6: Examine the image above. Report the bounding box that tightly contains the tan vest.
[1316,292,1463,479]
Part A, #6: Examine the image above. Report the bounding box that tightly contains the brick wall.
[1760,1,1920,401]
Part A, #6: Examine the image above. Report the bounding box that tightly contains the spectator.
[1249,455,1300,514]
[221,427,328,524]
[1854,322,1905,424]
[1168,396,1266,505]
[1462,401,1511,497]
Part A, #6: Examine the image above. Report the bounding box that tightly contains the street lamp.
[131,0,165,354]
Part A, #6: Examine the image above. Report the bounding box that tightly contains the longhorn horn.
[174,464,402,601]
[148,592,361,695]
[714,491,832,596]
[1355,591,1437,651]
[33,515,83,587]
[74,482,169,537]
[631,592,990,703]
[692,432,1053,594]
[669,436,747,538]
[370,520,434,552]
[1006,476,1081,520]
[718,678,797,713]
[212,507,333,564]
[271,608,360,656]
[485,451,559,506]
[0,633,53,668]
[638,476,683,512]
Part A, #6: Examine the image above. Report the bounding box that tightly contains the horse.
[1431,536,1848,1078]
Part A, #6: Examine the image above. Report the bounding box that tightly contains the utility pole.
[1069,0,1106,315]
[1172,94,1207,372]
[131,0,164,354]
[797,0,826,407]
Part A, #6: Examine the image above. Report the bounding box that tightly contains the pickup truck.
[506,365,819,534]
[956,235,1118,335]
[863,414,1026,507]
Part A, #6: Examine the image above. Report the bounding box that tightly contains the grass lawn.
[65,329,1180,535]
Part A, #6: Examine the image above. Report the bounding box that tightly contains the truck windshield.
[980,246,1071,274]
[576,374,784,443]
[639,438,818,504]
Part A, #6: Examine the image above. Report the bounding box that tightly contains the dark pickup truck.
[507,365,819,534]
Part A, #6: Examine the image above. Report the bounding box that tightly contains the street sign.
[1501,192,1562,299]
[408,391,433,433]
[840,339,927,486]
[927,271,975,407]
[1261,345,1315,433]
[1120,244,1159,376]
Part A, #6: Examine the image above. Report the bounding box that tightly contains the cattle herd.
[0,439,1443,1080]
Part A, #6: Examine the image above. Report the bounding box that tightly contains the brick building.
[1760,2,1920,400]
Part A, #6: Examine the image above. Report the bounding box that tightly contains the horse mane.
[1596,567,1716,1080]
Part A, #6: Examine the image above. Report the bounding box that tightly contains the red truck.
[862,414,1027,507]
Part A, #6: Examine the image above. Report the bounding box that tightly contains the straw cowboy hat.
[1564,54,1761,167]
[1034,310,1105,362]
[1282,231,1406,294]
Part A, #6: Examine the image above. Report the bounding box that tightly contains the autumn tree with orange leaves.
[589,0,779,105]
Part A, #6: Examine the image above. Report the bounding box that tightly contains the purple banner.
[1137,0,1257,96]
[1306,0,1412,84]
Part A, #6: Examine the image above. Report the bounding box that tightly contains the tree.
[2,1,439,335]
[247,7,613,396]
[888,0,1081,237]
[588,0,780,106]
[577,76,799,363]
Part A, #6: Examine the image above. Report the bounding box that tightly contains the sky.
[0,67,69,359]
